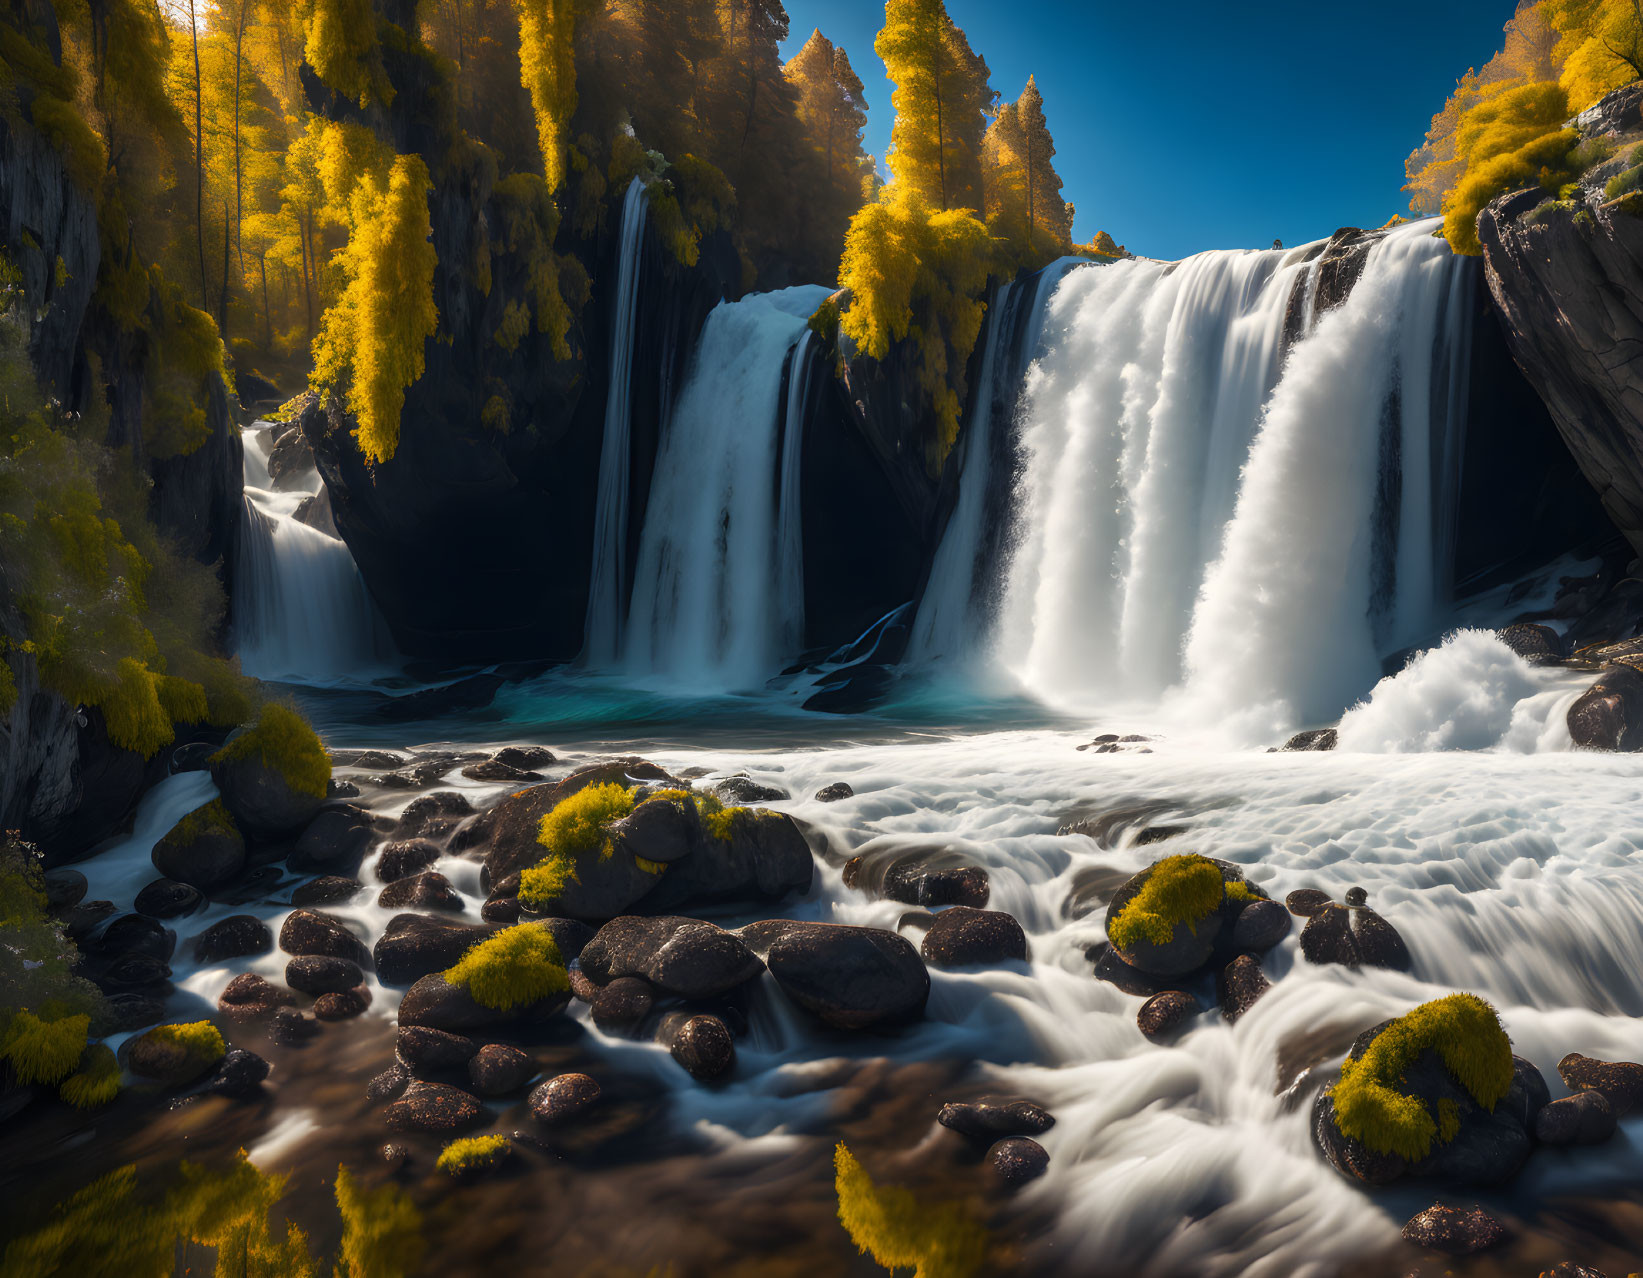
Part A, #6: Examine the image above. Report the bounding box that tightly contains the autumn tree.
[876,0,994,213]
[784,29,871,282]
[984,75,1072,265]
[514,0,587,191]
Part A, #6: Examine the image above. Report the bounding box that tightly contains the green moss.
[59,1042,120,1108]
[1108,854,1238,951]
[1606,164,1643,202]
[443,924,569,1011]
[1,1009,90,1084]
[135,1021,226,1070]
[211,703,332,798]
[1327,993,1514,1161]
[435,1134,509,1176]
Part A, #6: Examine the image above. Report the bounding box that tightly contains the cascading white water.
[234,423,393,685]
[994,219,1475,733]
[775,328,815,650]
[582,177,650,664]
[621,285,831,687]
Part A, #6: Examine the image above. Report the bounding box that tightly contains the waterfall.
[991,219,1475,731]
[582,176,650,664]
[621,285,831,687]
[234,424,394,685]
[906,256,1084,664]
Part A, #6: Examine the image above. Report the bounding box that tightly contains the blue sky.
[779,0,1518,260]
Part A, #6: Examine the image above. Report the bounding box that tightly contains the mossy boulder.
[1104,855,1267,977]
[124,1020,226,1085]
[399,921,574,1030]
[1312,994,1547,1186]
[631,801,813,912]
[209,705,332,839]
[151,800,246,890]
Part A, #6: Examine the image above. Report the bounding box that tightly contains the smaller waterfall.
[906,256,1084,664]
[583,177,651,664]
[622,285,831,687]
[234,424,393,685]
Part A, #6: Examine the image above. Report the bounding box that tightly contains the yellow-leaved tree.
[984,75,1074,267]
[1441,80,1578,253]
[305,0,394,107]
[310,124,439,464]
[1550,0,1643,108]
[513,0,588,192]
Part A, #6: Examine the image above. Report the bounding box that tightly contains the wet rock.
[481,897,520,923]
[314,986,371,1020]
[1216,955,1271,1023]
[396,791,475,840]
[398,971,569,1032]
[461,758,543,782]
[567,967,599,1001]
[375,839,441,883]
[218,973,293,1021]
[396,1025,478,1073]
[1299,903,1411,972]
[205,1049,270,1099]
[1089,942,1170,997]
[1557,1052,1643,1115]
[1281,728,1338,752]
[211,741,326,841]
[590,976,655,1034]
[279,909,371,967]
[529,1072,601,1124]
[759,921,929,1030]
[919,906,1028,966]
[383,1082,483,1134]
[1231,899,1291,952]
[1285,888,1333,917]
[269,1007,319,1045]
[666,1013,736,1080]
[884,863,991,909]
[469,1043,534,1096]
[367,1063,412,1102]
[1568,665,1643,750]
[1105,857,1263,977]
[1401,1204,1509,1255]
[496,746,556,771]
[192,915,273,964]
[135,878,204,919]
[938,1100,1055,1141]
[1137,990,1198,1041]
[290,876,363,906]
[632,806,816,915]
[331,749,407,770]
[61,900,117,941]
[1343,886,1368,907]
[285,955,364,995]
[579,916,763,999]
[1533,1090,1616,1145]
[378,871,464,912]
[379,1142,411,1167]
[988,1137,1049,1188]
[42,868,87,912]
[152,801,246,890]
[1539,1265,1608,1278]
[714,776,790,804]
[290,805,376,872]
[374,913,589,985]
[815,782,854,802]
[105,993,167,1032]
[84,912,175,963]
[124,1025,224,1085]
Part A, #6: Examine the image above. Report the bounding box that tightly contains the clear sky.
[779,0,1519,260]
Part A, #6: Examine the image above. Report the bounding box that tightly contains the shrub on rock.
[209,704,332,838]
[151,800,245,890]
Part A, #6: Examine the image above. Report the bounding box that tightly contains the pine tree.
[514,0,586,192]
[984,74,1071,263]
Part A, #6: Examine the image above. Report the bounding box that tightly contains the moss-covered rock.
[209,704,331,839]
[124,1020,225,1085]
[150,799,246,890]
[444,922,571,1012]
[436,1134,510,1179]
[1104,855,1265,977]
[1313,994,1547,1186]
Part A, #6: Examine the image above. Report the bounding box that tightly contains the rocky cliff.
[1479,83,1643,557]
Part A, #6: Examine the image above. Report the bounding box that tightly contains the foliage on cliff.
[1407,0,1642,252]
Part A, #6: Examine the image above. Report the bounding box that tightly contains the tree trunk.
[189,0,207,312]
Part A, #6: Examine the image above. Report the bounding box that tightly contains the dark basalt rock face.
[1479,84,1643,558]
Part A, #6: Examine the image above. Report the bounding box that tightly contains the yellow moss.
[161,798,238,848]
[535,781,635,856]
[335,1164,424,1278]
[1,1010,90,1085]
[833,1143,985,1278]
[137,1020,226,1068]
[1108,854,1239,952]
[211,703,332,799]
[155,673,209,725]
[518,850,578,905]
[435,1134,510,1175]
[443,924,570,1011]
[59,1043,120,1108]
[1328,993,1514,1161]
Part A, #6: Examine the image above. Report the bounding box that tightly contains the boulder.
[758,921,929,1030]
[666,1013,736,1080]
[634,808,814,913]
[1534,1090,1617,1145]
[469,1043,534,1096]
[815,782,854,802]
[375,839,441,883]
[1401,1204,1509,1256]
[1558,1052,1643,1115]
[1105,856,1266,977]
[218,973,292,1022]
[590,977,655,1033]
[1137,990,1198,1041]
[578,916,763,999]
[290,805,376,872]
[937,1100,1055,1142]
[397,972,569,1032]
[1568,665,1643,751]
[604,797,698,864]
[1088,942,1170,997]
[1231,900,1291,952]
[882,862,990,909]
[314,987,371,1020]
[290,876,363,906]
[135,879,204,919]
[714,776,790,804]
[1216,955,1270,1023]
[461,758,543,782]
[529,1072,601,1124]
[124,1024,225,1085]
[151,801,246,890]
[204,1048,270,1100]
[378,871,464,912]
[192,915,273,964]
[396,791,474,840]
[367,1064,412,1102]
[373,913,590,985]
[1284,889,1333,917]
[285,955,364,995]
[988,1137,1049,1188]
[1299,903,1411,972]
[1498,623,1565,665]
[396,1026,478,1073]
[919,907,1028,966]
[269,1007,319,1045]
[1281,728,1337,752]
[210,739,326,841]
[383,1082,483,1134]
[279,910,370,967]
[42,868,87,912]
